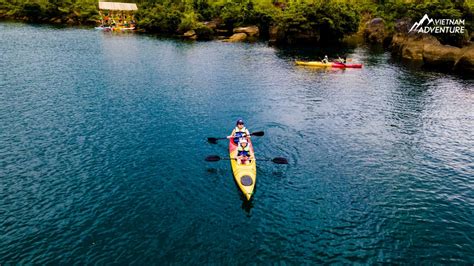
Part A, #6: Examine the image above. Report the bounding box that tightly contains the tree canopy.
[0,0,472,45]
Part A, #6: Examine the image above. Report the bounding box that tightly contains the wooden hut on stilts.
[96,1,138,31]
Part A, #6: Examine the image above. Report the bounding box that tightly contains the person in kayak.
[227,119,250,144]
[236,138,254,164]
[335,56,347,64]
[322,55,329,63]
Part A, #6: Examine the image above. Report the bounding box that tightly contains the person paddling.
[322,55,329,63]
[227,119,250,144]
[236,138,254,165]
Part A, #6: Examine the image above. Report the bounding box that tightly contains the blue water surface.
[1,22,473,264]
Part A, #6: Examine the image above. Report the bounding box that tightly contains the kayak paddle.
[207,131,264,144]
[205,155,288,164]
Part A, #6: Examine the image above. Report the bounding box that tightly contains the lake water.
[1,22,473,264]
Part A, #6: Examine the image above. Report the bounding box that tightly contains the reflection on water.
[0,22,473,264]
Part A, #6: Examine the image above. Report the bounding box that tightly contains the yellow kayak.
[229,138,256,200]
[295,60,332,67]
[296,60,363,68]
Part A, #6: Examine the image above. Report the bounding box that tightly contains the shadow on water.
[231,179,255,215]
[206,168,218,174]
[361,44,388,65]
[272,171,285,178]
[387,54,474,81]
[206,164,255,215]
[241,198,254,216]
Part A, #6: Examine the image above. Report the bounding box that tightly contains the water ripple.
[1,22,473,264]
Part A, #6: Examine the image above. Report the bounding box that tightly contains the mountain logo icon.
[409,14,434,32]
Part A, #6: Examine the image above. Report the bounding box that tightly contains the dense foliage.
[0,0,99,24]
[0,0,472,45]
[275,1,359,44]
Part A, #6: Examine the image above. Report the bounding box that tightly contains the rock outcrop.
[363,18,386,44]
[223,26,260,42]
[183,30,197,40]
[269,25,292,44]
[454,44,474,73]
[233,26,259,37]
[269,25,279,44]
[394,18,412,34]
[390,33,474,74]
[269,24,326,45]
[390,34,439,61]
[225,33,247,42]
[182,23,215,40]
[423,42,461,68]
[203,21,217,30]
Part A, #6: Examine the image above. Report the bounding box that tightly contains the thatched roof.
[98,2,138,11]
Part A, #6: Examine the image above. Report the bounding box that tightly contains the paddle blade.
[251,131,264,137]
[272,157,288,164]
[207,137,218,144]
[205,155,221,162]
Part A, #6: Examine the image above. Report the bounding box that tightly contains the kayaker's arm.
[227,129,236,139]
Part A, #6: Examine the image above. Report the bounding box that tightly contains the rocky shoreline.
[362,17,474,75]
[179,18,474,75]
[390,33,473,73]
[2,15,473,75]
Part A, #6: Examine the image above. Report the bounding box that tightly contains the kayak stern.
[229,139,257,201]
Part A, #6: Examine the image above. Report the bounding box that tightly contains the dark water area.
[1,22,473,264]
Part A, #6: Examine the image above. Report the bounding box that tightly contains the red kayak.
[331,62,363,68]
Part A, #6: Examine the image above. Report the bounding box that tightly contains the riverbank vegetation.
[0,0,99,24]
[0,0,472,45]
